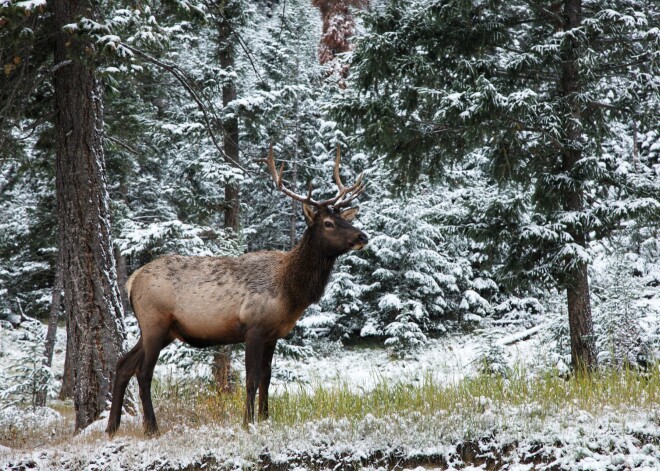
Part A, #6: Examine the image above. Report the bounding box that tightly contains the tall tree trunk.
[59,334,73,400]
[216,1,240,232]
[211,345,233,392]
[211,0,241,391]
[560,0,596,371]
[36,257,63,407]
[53,0,125,431]
[290,119,300,249]
[290,163,298,249]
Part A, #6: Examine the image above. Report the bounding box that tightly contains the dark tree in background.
[53,0,125,430]
[204,0,244,232]
[312,0,367,64]
[559,0,595,369]
[198,0,249,391]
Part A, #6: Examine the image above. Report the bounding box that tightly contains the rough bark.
[36,258,63,407]
[115,247,130,313]
[211,345,234,392]
[312,0,368,74]
[53,0,125,430]
[217,6,240,232]
[59,323,73,400]
[212,0,239,390]
[560,0,596,370]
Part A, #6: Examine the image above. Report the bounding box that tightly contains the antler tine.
[263,143,365,209]
[264,144,319,206]
[317,144,366,208]
[333,175,366,208]
[333,145,347,194]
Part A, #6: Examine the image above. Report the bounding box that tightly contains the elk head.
[264,144,368,256]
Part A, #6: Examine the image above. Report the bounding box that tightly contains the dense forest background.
[0,0,659,430]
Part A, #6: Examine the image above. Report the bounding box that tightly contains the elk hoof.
[144,425,160,438]
[105,426,117,439]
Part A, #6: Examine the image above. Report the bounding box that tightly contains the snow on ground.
[271,337,481,393]
[3,400,660,470]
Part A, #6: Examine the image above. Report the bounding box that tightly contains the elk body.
[106,147,367,437]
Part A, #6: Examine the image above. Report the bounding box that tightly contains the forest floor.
[3,324,660,470]
[2,292,660,470]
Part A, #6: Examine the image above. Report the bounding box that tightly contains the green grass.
[152,365,660,428]
[270,365,660,426]
[3,366,660,449]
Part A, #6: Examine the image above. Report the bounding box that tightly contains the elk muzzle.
[351,232,369,250]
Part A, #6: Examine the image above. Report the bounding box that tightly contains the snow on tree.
[321,173,499,355]
[0,318,57,408]
[592,253,651,367]
[53,0,127,431]
[334,0,660,369]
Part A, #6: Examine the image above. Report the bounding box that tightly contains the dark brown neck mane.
[282,226,339,310]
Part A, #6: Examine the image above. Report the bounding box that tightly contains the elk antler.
[331,145,365,208]
[263,144,365,208]
[264,144,321,205]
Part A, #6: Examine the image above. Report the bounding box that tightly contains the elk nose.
[357,233,369,245]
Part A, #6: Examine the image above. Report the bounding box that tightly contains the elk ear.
[339,207,359,222]
[303,203,316,226]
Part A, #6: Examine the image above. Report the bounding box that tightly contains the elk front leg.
[258,340,277,421]
[244,332,265,426]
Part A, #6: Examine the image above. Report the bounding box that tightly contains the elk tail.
[125,268,141,310]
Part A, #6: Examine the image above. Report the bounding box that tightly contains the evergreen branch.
[119,42,249,174]
[593,56,654,74]
[105,135,140,156]
[209,7,265,86]
[519,0,563,26]
[16,111,56,141]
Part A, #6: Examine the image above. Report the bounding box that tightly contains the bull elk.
[106,145,368,437]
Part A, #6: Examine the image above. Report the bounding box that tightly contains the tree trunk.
[212,0,240,391]
[220,27,240,232]
[211,346,233,392]
[36,257,63,407]
[560,0,596,371]
[223,137,240,231]
[53,0,125,431]
[290,161,298,249]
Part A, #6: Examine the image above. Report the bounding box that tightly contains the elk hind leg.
[106,338,145,437]
[258,340,277,421]
[244,332,265,426]
[137,332,170,436]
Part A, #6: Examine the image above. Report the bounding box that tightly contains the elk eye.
[324,221,334,229]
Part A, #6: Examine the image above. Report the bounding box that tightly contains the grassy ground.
[4,365,659,451]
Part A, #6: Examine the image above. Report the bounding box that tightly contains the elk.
[106,145,368,437]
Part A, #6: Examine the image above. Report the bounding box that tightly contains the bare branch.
[120,42,249,173]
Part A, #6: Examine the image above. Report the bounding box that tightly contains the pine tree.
[239,0,327,252]
[0,318,56,408]
[322,177,496,354]
[593,254,649,367]
[334,0,660,369]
